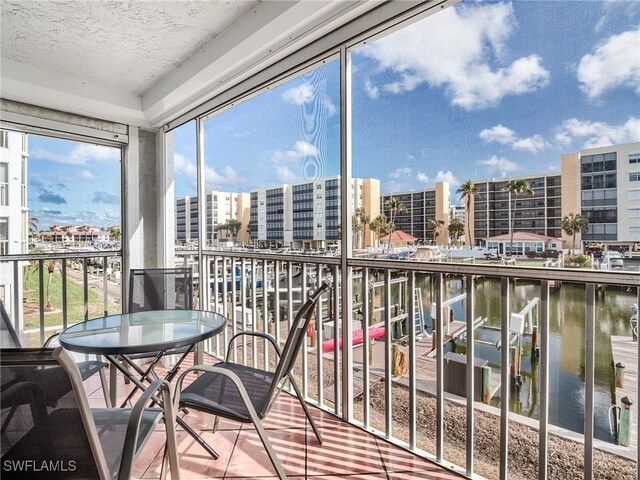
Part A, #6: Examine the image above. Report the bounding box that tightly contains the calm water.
[413,276,637,443]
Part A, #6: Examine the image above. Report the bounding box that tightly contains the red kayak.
[321,326,386,352]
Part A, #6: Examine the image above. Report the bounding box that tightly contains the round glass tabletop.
[58,309,227,355]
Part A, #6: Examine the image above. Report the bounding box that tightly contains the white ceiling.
[0,0,382,128]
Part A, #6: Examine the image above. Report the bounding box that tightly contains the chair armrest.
[118,379,174,480]
[226,331,282,362]
[43,332,59,347]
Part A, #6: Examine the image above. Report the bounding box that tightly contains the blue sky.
[28,1,640,228]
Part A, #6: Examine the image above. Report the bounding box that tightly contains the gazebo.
[379,230,417,249]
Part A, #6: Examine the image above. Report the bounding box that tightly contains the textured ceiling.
[0,0,260,96]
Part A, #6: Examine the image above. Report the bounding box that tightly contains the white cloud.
[389,167,412,179]
[577,27,640,99]
[282,83,314,105]
[359,3,550,109]
[364,79,379,99]
[272,141,319,165]
[480,155,519,177]
[31,144,119,165]
[174,152,242,190]
[282,82,337,116]
[555,117,640,149]
[270,141,320,183]
[479,125,517,145]
[79,170,95,180]
[434,170,460,186]
[416,172,430,183]
[480,124,549,153]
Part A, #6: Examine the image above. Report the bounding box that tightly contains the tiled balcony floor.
[84,362,463,480]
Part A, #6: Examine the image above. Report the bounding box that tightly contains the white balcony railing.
[1,249,638,479]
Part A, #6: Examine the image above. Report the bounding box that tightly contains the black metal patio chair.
[174,282,330,480]
[0,347,180,480]
[0,298,111,405]
[119,268,194,403]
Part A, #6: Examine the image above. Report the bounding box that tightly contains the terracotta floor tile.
[307,475,387,480]
[390,471,463,479]
[225,428,306,478]
[375,438,444,474]
[132,431,169,479]
[306,424,386,476]
[143,430,239,479]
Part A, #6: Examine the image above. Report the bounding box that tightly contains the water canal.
[414,276,637,443]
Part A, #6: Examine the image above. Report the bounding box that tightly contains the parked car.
[603,250,624,268]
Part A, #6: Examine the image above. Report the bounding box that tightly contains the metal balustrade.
[1,248,638,478]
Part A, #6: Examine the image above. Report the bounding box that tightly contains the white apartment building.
[0,129,28,320]
[175,191,250,246]
[250,176,380,250]
[561,141,640,252]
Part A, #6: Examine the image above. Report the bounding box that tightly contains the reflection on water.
[382,275,636,443]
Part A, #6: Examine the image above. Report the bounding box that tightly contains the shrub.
[565,254,591,268]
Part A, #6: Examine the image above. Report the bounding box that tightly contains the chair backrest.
[0,348,109,479]
[265,282,330,407]
[128,267,193,313]
[0,298,22,348]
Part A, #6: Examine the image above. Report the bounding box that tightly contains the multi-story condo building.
[175,191,250,246]
[0,129,28,320]
[561,141,640,252]
[250,176,380,250]
[381,181,450,245]
[471,173,562,245]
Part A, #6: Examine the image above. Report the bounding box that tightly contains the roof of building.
[380,230,417,242]
[486,232,557,242]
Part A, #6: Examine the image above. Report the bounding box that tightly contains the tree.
[45,259,58,309]
[562,213,589,253]
[502,179,533,256]
[352,207,370,249]
[370,214,392,247]
[383,197,407,252]
[448,218,465,245]
[384,197,407,232]
[428,218,445,244]
[28,216,39,239]
[226,219,242,242]
[110,226,121,241]
[457,180,480,246]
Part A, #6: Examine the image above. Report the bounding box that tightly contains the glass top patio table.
[58,309,226,355]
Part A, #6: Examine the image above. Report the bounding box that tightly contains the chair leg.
[251,415,288,480]
[288,374,322,444]
[98,360,112,408]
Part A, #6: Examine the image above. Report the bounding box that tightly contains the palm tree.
[562,213,589,253]
[457,180,480,247]
[45,259,58,309]
[352,207,370,249]
[502,179,534,256]
[110,226,121,241]
[428,218,445,244]
[370,214,392,247]
[226,219,242,242]
[383,197,406,252]
[448,218,465,245]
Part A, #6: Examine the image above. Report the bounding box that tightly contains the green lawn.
[23,268,121,331]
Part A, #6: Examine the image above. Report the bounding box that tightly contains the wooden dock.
[322,336,500,404]
[610,335,638,450]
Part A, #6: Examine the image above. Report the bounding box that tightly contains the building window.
[0,163,7,206]
[630,153,640,164]
[630,172,640,182]
[0,131,8,149]
[629,208,640,219]
[0,217,8,255]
